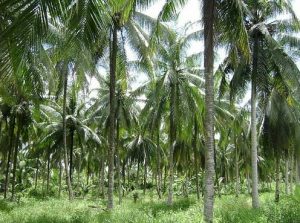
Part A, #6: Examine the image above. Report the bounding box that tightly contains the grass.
[0,191,299,223]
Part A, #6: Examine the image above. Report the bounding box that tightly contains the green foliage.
[264,197,300,223]
[0,200,13,212]
[1,193,300,223]
[216,194,300,223]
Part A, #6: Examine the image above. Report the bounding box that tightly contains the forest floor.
[0,190,299,223]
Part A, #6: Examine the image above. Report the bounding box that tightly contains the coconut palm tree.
[218,0,300,208]
[142,24,204,205]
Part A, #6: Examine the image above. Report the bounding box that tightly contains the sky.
[92,0,300,98]
[141,0,300,105]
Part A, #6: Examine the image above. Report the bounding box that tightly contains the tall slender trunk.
[285,158,289,195]
[235,136,240,197]
[4,116,15,199]
[203,0,215,221]
[69,129,74,184]
[59,160,62,197]
[143,152,147,195]
[11,122,21,200]
[275,155,280,202]
[122,161,126,196]
[251,34,259,208]
[193,117,200,200]
[62,62,73,200]
[136,161,140,186]
[295,157,299,185]
[35,158,39,189]
[77,147,82,189]
[107,23,118,210]
[247,171,251,194]
[156,131,162,199]
[167,83,176,205]
[163,165,167,193]
[100,157,105,198]
[116,120,122,205]
[289,153,293,194]
[46,149,51,195]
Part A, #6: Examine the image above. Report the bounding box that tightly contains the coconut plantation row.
[0,0,300,222]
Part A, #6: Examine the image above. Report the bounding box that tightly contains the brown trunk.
[203,0,216,221]
[107,22,118,210]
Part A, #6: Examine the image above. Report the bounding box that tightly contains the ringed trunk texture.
[250,34,259,208]
[203,0,215,222]
[107,24,118,210]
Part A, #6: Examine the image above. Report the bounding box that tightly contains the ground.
[0,191,299,223]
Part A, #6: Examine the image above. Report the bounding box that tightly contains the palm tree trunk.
[167,83,176,205]
[107,23,118,210]
[193,117,200,200]
[59,160,62,197]
[275,155,280,202]
[35,158,39,189]
[250,34,259,208]
[136,161,140,186]
[203,0,216,221]
[247,171,251,194]
[295,157,300,185]
[116,120,122,205]
[235,136,240,197]
[122,161,126,196]
[69,129,74,184]
[100,156,105,198]
[46,149,51,195]
[290,153,294,194]
[62,62,74,200]
[285,158,289,195]
[4,116,15,199]
[143,152,147,195]
[156,131,162,199]
[11,122,21,200]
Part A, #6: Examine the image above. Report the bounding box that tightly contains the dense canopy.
[0,0,300,222]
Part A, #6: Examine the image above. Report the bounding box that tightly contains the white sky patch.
[92,0,300,100]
